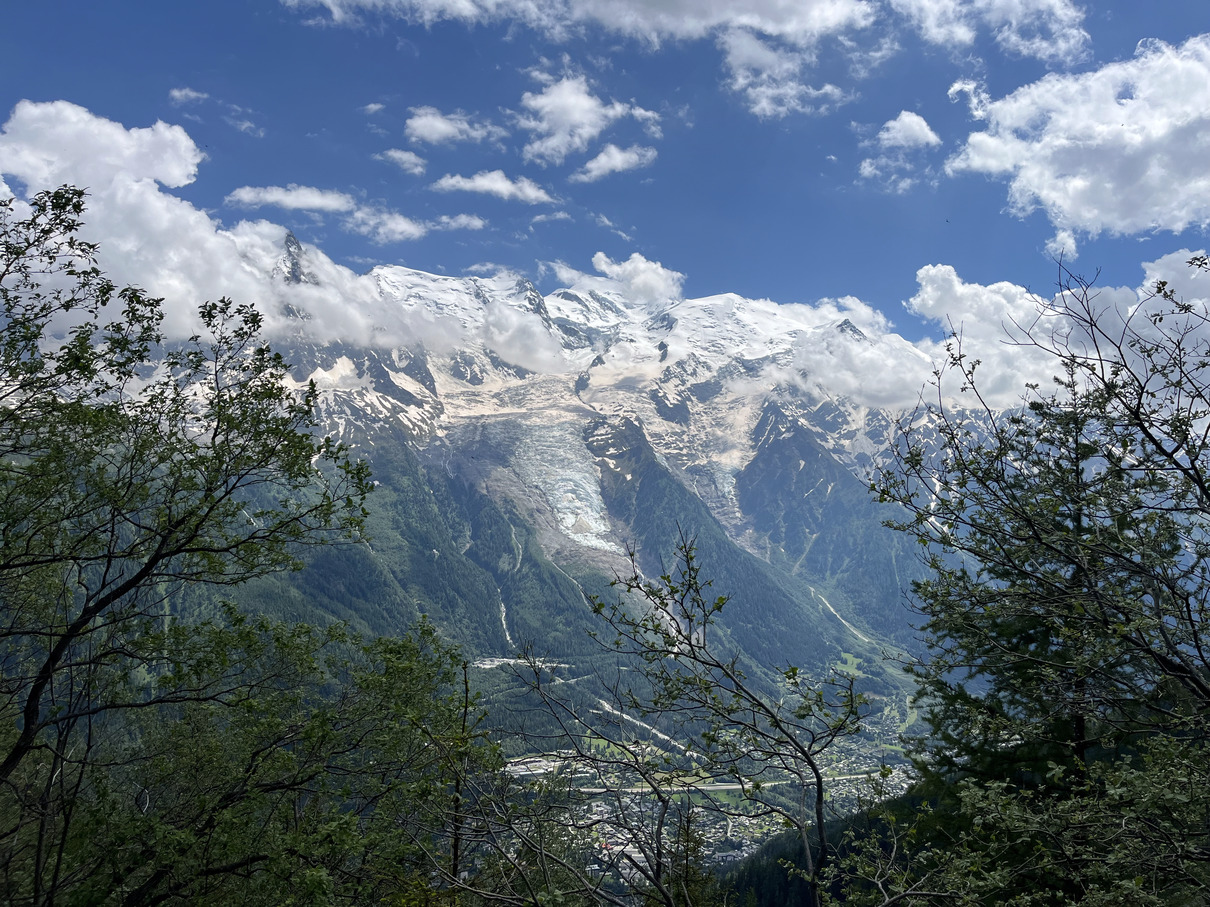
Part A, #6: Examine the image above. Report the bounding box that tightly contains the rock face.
[256,236,932,688]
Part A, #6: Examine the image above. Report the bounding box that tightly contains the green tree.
[640,805,727,907]
[45,615,487,906]
[511,539,865,907]
[857,258,1210,904]
[0,186,489,904]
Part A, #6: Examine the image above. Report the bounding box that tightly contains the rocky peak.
[273,232,318,286]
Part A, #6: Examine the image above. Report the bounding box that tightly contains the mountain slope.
[234,235,933,697]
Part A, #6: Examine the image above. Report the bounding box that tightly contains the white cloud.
[908,262,1040,331]
[901,253,1210,409]
[375,148,427,175]
[905,263,1128,406]
[225,184,358,212]
[169,87,209,105]
[432,170,556,204]
[1045,228,1078,261]
[947,35,1210,248]
[877,110,940,149]
[0,100,527,350]
[630,106,663,140]
[405,106,507,145]
[480,300,568,372]
[843,32,900,79]
[436,213,488,230]
[947,78,991,118]
[1141,248,1210,307]
[227,117,265,138]
[226,180,487,242]
[592,214,633,241]
[890,0,1088,63]
[361,102,385,114]
[858,111,941,190]
[0,102,479,335]
[0,101,272,337]
[570,144,657,182]
[280,0,925,121]
[546,251,686,306]
[718,29,852,118]
[283,0,878,46]
[11,101,1205,418]
[345,207,428,242]
[761,297,933,409]
[517,75,658,165]
[0,100,203,191]
[891,0,969,46]
[904,266,1064,405]
[282,0,1093,127]
[591,251,684,306]
[579,0,876,44]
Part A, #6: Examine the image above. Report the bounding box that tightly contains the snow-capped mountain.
[262,235,932,683]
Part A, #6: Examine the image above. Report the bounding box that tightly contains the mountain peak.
[274,231,318,286]
[836,318,867,341]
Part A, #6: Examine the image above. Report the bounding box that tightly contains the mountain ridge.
[253,235,932,695]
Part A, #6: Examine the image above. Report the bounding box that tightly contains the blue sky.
[1,0,1208,350]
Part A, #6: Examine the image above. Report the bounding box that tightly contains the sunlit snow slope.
[262,235,932,684]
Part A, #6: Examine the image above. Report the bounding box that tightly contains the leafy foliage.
[0,187,500,905]
[509,538,866,907]
[854,259,1210,904]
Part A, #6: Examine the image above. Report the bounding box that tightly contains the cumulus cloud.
[10,101,1205,418]
[0,100,512,347]
[947,78,991,118]
[901,252,1210,410]
[582,0,874,44]
[292,0,1102,123]
[0,101,278,337]
[908,263,1040,335]
[226,183,425,241]
[517,75,659,165]
[570,144,657,182]
[405,106,507,145]
[436,213,488,231]
[734,261,1204,412]
[877,110,941,148]
[890,0,1088,63]
[1045,228,1078,261]
[281,0,1093,125]
[858,111,941,191]
[778,310,934,409]
[947,35,1210,253]
[361,102,385,114]
[225,179,490,243]
[226,184,358,212]
[169,87,209,105]
[719,30,851,118]
[431,170,556,204]
[0,100,203,191]
[1141,248,1210,303]
[905,263,1135,406]
[0,101,489,341]
[345,207,429,242]
[375,148,426,174]
[591,252,684,306]
[283,0,878,46]
[480,300,568,372]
